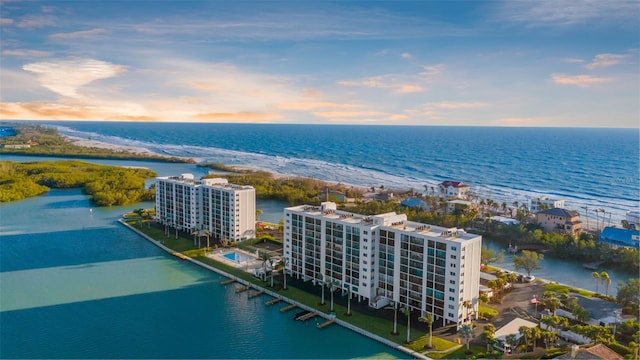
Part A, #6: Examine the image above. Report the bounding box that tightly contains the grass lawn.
[407,334,458,353]
[479,304,499,318]
[543,283,593,297]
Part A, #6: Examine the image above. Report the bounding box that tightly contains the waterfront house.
[535,208,582,235]
[555,344,623,359]
[598,226,640,248]
[446,199,475,214]
[527,196,565,213]
[156,174,256,242]
[555,295,626,327]
[283,201,482,329]
[492,317,537,353]
[438,181,470,200]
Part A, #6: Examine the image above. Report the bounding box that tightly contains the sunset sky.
[1,0,638,127]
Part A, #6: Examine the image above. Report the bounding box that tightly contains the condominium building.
[155,174,256,241]
[283,202,482,328]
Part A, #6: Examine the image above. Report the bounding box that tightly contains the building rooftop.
[537,208,579,218]
[440,180,469,188]
[599,226,640,248]
[494,318,537,340]
[555,344,623,359]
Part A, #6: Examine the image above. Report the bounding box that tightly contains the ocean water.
[45,122,639,224]
[0,188,406,359]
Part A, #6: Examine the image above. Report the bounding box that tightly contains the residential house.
[598,226,640,248]
[555,344,623,359]
[446,199,475,214]
[535,208,582,235]
[527,196,565,213]
[438,181,470,200]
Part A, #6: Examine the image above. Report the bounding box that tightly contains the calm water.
[0,188,405,359]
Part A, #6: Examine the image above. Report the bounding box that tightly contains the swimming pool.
[222,251,254,263]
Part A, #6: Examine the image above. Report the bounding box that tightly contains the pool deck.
[208,248,263,271]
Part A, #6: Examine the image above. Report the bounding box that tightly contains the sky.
[0,0,639,127]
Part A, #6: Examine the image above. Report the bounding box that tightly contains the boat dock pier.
[235,285,250,293]
[297,312,318,321]
[280,303,297,312]
[266,298,282,305]
[220,278,235,285]
[248,290,265,298]
[317,319,335,329]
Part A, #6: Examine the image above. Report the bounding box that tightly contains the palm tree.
[543,294,561,316]
[256,209,263,222]
[530,326,542,351]
[279,258,289,290]
[260,251,270,282]
[481,324,496,353]
[385,301,399,335]
[592,272,600,294]
[328,282,335,313]
[505,334,518,354]
[346,286,352,316]
[268,258,275,287]
[402,306,411,344]
[599,271,611,296]
[418,312,434,349]
[458,323,475,352]
[462,300,472,322]
[317,274,326,305]
[519,326,532,352]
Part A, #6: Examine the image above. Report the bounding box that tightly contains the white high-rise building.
[283,202,481,328]
[155,175,256,241]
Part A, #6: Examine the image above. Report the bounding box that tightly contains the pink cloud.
[585,53,627,69]
[551,73,610,87]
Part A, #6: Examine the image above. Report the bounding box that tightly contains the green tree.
[459,323,475,352]
[279,258,289,290]
[617,278,640,310]
[403,306,411,344]
[519,326,533,352]
[600,271,611,296]
[592,272,601,294]
[481,246,504,267]
[418,312,433,349]
[480,324,496,353]
[513,250,543,277]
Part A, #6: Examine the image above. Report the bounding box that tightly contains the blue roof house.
[400,197,430,211]
[599,226,640,248]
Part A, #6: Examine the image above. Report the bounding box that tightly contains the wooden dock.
[317,319,335,329]
[220,278,235,285]
[297,312,318,321]
[266,298,282,305]
[235,285,250,293]
[279,303,297,312]
[248,290,265,298]
[171,252,188,260]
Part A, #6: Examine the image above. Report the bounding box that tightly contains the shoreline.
[119,218,428,360]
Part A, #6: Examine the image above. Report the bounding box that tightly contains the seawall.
[119,219,428,360]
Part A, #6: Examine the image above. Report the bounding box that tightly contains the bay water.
[0,187,405,359]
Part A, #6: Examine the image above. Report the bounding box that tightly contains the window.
[449,288,455,293]
[449,296,455,301]
[451,246,457,251]
[451,255,457,259]
[449,280,456,284]
[450,271,456,276]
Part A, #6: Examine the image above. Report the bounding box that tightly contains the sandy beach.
[63,135,162,156]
